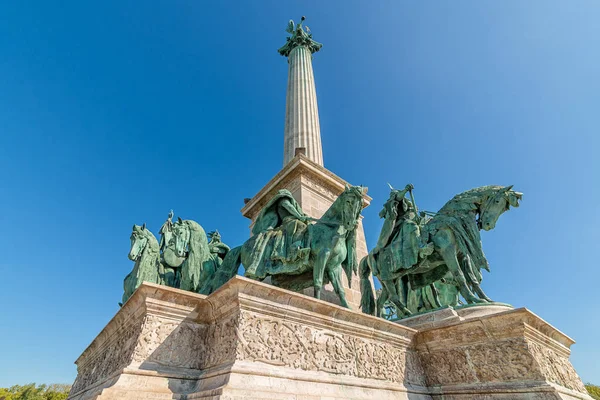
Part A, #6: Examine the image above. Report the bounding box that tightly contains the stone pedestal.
[241,154,372,310]
[400,305,591,400]
[68,278,427,400]
[68,278,592,400]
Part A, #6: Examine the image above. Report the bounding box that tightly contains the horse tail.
[205,246,242,294]
[359,256,376,315]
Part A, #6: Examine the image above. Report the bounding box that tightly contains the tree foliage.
[0,384,70,400]
[587,383,600,400]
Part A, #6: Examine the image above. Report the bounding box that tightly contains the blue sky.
[1,1,598,386]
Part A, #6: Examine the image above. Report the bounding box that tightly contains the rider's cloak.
[410,213,487,289]
[158,219,173,251]
[251,190,306,235]
[245,190,309,279]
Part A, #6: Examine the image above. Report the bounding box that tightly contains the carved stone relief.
[71,315,144,394]
[419,336,588,394]
[528,340,587,393]
[132,315,206,370]
[203,312,239,369]
[235,311,414,384]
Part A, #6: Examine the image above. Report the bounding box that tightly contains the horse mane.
[183,220,209,257]
[181,220,211,272]
[438,185,505,214]
[137,229,160,278]
[321,186,364,222]
[141,229,160,256]
[177,220,211,292]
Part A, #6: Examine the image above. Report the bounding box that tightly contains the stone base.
[67,277,592,400]
[397,303,515,330]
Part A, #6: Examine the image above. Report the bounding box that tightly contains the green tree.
[43,385,69,400]
[587,383,600,400]
[0,387,15,400]
[0,384,70,400]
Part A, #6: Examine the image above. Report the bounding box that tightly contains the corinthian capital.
[278,17,323,57]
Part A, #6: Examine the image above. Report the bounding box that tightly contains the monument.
[240,16,370,309]
[66,18,593,400]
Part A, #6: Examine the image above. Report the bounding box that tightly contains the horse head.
[339,184,366,231]
[129,223,149,261]
[479,185,523,231]
[161,218,189,268]
[172,218,192,258]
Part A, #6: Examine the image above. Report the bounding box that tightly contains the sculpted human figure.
[158,209,174,252]
[208,230,230,261]
[248,189,310,273]
[360,185,522,318]
[208,185,366,307]
[198,230,231,295]
[252,189,308,233]
[158,210,177,287]
[278,16,323,57]
[369,184,433,271]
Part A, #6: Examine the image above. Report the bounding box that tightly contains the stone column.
[279,17,324,167]
[283,45,323,166]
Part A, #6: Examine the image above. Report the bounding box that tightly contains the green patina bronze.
[278,16,323,57]
[157,210,178,286]
[161,217,231,293]
[123,211,230,301]
[360,184,522,318]
[379,275,462,319]
[122,224,161,305]
[206,186,365,307]
[197,230,231,295]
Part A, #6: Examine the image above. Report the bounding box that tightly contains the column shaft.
[283,46,323,166]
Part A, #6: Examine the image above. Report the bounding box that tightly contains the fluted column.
[279,17,324,167]
[284,46,323,166]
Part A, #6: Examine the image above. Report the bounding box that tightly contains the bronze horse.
[360,185,522,317]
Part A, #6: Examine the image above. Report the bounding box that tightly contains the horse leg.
[327,265,349,308]
[429,283,443,308]
[471,284,491,303]
[376,287,389,318]
[359,256,377,315]
[381,279,411,316]
[174,268,181,289]
[313,249,331,300]
[433,230,484,304]
[399,276,410,310]
[462,255,492,302]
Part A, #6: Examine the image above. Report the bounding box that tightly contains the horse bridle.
[174,223,190,257]
[478,191,507,230]
[130,233,148,260]
[308,192,361,229]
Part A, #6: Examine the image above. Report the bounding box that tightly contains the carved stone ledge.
[413,307,590,399]
[67,277,592,400]
[68,277,423,400]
